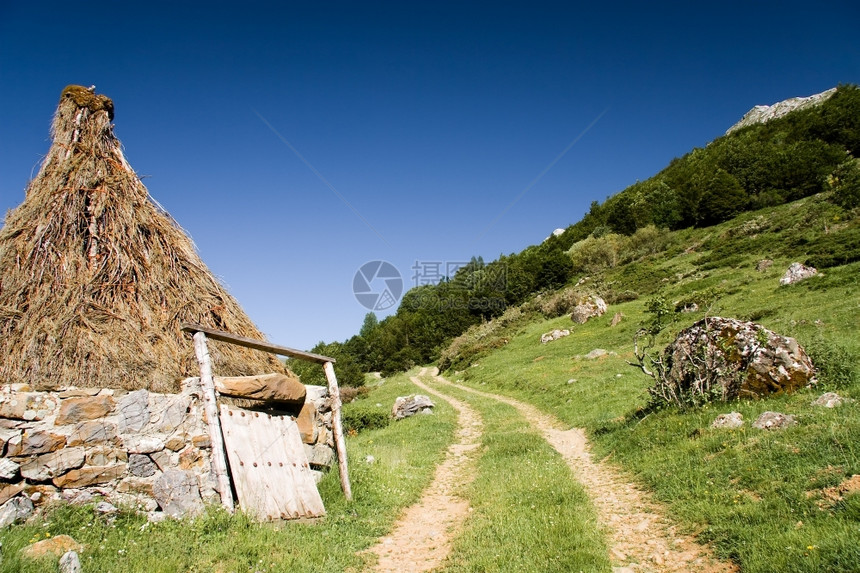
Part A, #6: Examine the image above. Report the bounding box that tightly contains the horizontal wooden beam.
[181,323,335,365]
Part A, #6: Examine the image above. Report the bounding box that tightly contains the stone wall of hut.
[0,379,333,522]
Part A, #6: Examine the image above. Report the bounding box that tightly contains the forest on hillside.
[291,85,860,384]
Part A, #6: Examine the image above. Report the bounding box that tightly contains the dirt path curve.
[367,368,483,572]
[430,368,736,573]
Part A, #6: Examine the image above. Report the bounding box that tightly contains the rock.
[67,420,119,447]
[0,426,21,450]
[116,390,150,433]
[305,444,335,468]
[584,348,613,360]
[123,435,164,454]
[59,550,82,573]
[151,395,192,433]
[756,259,774,272]
[712,412,744,429]
[61,489,95,504]
[0,458,20,481]
[21,534,82,559]
[540,329,570,344]
[152,470,204,518]
[58,388,100,398]
[310,470,324,485]
[53,464,126,488]
[214,373,306,404]
[296,402,318,444]
[127,435,166,459]
[609,312,624,327]
[117,477,156,497]
[191,434,210,449]
[95,501,118,514]
[26,487,54,506]
[0,483,25,506]
[812,392,854,408]
[726,88,837,134]
[392,395,435,420]
[165,436,187,451]
[661,317,816,402]
[0,393,54,421]
[779,262,818,286]
[570,296,607,324]
[179,448,203,470]
[305,385,329,405]
[128,454,158,477]
[680,302,699,313]
[0,496,34,527]
[20,447,85,481]
[85,446,127,466]
[149,449,178,472]
[55,395,115,425]
[752,411,797,430]
[6,430,66,456]
[147,510,168,523]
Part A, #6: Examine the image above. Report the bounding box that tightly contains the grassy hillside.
[442,193,860,572]
[330,84,860,376]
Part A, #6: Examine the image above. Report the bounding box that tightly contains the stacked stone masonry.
[0,378,334,520]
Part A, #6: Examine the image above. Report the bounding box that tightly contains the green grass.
[431,380,610,572]
[445,196,860,572]
[0,370,456,573]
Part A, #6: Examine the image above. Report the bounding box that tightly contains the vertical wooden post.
[192,331,235,512]
[323,361,352,501]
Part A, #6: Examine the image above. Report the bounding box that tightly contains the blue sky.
[2,1,858,350]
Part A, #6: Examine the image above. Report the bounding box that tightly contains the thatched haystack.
[0,85,288,392]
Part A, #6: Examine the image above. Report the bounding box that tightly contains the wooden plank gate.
[220,404,325,520]
[182,323,352,520]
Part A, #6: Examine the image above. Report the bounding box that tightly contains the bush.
[567,233,629,272]
[804,336,858,388]
[827,158,860,209]
[341,405,390,433]
[536,287,588,318]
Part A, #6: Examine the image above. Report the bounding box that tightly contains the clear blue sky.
[2,1,858,350]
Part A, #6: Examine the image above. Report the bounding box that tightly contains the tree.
[359,312,378,338]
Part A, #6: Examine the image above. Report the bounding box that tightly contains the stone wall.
[0,379,333,522]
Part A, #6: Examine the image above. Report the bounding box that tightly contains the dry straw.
[0,86,287,392]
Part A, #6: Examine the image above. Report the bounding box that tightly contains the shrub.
[567,233,630,272]
[827,158,860,209]
[804,336,858,388]
[537,287,589,318]
[341,405,390,433]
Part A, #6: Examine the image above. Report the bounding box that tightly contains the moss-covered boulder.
[659,317,815,404]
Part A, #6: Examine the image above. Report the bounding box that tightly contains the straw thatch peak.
[0,85,286,392]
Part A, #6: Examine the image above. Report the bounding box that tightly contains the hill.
[305,84,859,377]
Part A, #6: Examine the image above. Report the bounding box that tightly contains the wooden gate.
[220,404,325,520]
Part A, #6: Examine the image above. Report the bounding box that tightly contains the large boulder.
[570,296,607,324]
[392,395,434,420]
[661,317,815,402]
[779,262,817,285]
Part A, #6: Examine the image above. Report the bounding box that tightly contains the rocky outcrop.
[779,262,817,285]
[812,392,854,408]
[711,412,744,429]
[661,317,816,402]
[570,296,607,324]
[726,88,836,135]
[0,379,334,521]
[540,329,570,344]
[752,411,797,430]
[392,395,435,419]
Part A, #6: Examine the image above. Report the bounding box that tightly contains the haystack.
[0,85,288,392]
